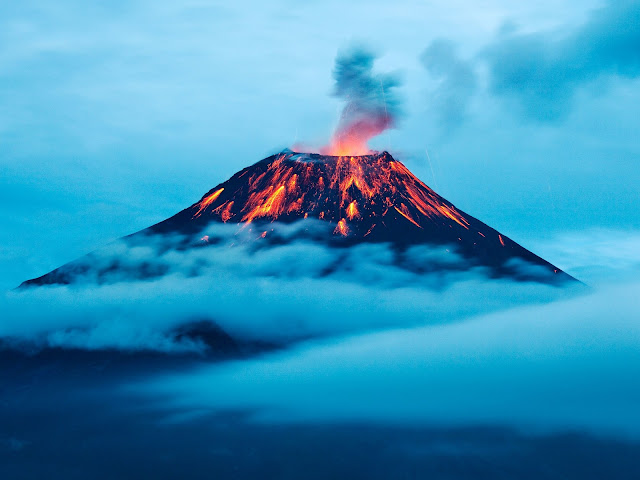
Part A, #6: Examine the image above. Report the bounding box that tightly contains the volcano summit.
[21,150,574,287]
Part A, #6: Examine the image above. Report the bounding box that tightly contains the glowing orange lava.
[242,185,286,222]
[437,205,470,229]
[334,218,349,236]
[394,203,421,228]
[188,151,472,239]
[346,200,359,220]
[321,114,393,156]
[193,188,224,218]
[220,201,234,222]
[323,137,371,157]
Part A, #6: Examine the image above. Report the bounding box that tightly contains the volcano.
[21,150,574,287]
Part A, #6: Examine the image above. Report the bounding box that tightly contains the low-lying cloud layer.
[117,228,638,438]
[3,227,639,439]
[2,222,575,353]
[140,278,640,436]
[531,229,640,285]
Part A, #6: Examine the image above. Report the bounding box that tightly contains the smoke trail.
[323,47,401,155]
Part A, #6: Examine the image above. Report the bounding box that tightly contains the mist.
[137,277,640,437]
[1,221,575,353]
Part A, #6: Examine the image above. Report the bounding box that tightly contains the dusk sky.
[2,0,639,291]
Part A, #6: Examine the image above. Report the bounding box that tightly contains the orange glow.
[287,196,304,214]
[261,231,267,238]
[393,204,421,228]
[364,224,376,237]
[220,201,234,222]
[321,114,393,156]
[193,188,224,218]
[288,174,298,190]
[242,185,286,222]
[499,234,505,246]
[346,200,359,220]
[334,218,349,236]
[324,139,370,157]
[437,205,470,229]
[191,151,477,242]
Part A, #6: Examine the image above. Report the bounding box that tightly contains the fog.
[2,228,639,479]
[138,279,640,436]
[2,222,574,352]
[2,226,638,440]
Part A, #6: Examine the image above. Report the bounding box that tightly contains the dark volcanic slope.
[22,151,573,286]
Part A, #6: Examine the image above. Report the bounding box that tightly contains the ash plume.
[323,47,402,155]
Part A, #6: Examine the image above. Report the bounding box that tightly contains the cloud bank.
[1,222,574,354]
[3,225,638,439]
[106,228,638,438]
[139,278,640,437]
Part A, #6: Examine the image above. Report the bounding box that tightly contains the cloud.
[421,39,477,131]
[138,278,640,437]
[113,229,640,437]
[1,222,574,354]
[4,225,640,439]
[532,229,640,285]
[483,0,640,121]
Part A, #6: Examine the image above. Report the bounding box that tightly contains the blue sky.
[1,0,639,290]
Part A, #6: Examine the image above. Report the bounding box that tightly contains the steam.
[322,47,402,155]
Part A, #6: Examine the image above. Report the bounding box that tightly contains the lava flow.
[184,151,470,239]
[21,150,575,287]
[142,149,569,282]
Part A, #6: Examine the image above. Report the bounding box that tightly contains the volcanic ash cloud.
[322,47,402,156]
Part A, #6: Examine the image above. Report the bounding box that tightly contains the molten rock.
[21,151,574,287]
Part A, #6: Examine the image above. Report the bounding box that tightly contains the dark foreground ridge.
[21,151,575,287]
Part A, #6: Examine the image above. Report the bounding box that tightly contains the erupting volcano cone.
[21,150,574,287]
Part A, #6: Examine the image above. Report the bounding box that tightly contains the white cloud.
[1,222,575,352]
[138,279,640,436]
[532,229,640,285]
[2,225,638,439]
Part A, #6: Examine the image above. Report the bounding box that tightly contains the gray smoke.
[324,47,402,154]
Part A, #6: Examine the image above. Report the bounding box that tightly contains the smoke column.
[323,47,401,156]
